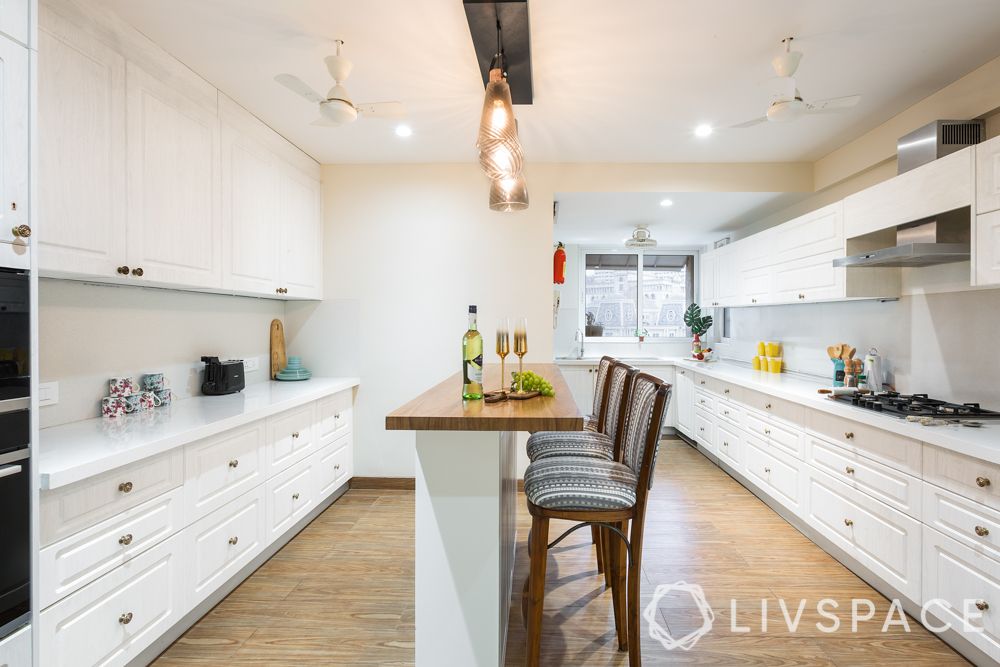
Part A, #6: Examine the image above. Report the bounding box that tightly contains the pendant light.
[489,173,529,212]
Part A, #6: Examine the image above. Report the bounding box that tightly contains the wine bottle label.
[469,354,483,383]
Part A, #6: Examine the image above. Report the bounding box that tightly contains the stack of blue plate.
[276,356,312,381]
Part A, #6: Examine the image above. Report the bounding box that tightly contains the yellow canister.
[756,341,766,356]
[752,356,762,370]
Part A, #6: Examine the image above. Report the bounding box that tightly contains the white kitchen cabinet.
[977,134,1000,215]
[0,0,29,46]
[558,365,597,415]
[0,34,28,245]
[774,202,844,263]
[715,421,742,470]
[975,210,1000,286]
[699,251,717,307]
[0,624,30,667]
[126,61,222,288]
[693,408,714,453]
[184,421,267,521]
[715,245,739,305]
[771,250,845,303]
[744,434,806,517]
[277,161,323,299]
[266,403,317,477]
[266,456,315,541]
[923,483,999,561]
[313,433,353,498]
[674,367,694,437]
[636,364,676,429]
[37,7,127,277]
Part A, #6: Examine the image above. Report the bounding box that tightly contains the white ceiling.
[554,192,804,246]
[95,0,1000,164]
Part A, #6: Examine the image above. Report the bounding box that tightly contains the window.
[584,252,694,339]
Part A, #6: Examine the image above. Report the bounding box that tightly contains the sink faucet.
[574,329,585,359]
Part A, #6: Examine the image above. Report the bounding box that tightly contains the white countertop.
[38,377,360,490]
[557,356,1000,464]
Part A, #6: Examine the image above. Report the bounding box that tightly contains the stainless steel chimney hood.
[833,212,970,269]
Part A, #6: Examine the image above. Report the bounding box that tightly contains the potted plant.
[584,311,603,337]
[683,303,713,360]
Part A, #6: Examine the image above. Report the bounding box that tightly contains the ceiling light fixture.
[694,124,713,138]
[660,198,673,208]
[395,124,412,138]
[476,15,528,211]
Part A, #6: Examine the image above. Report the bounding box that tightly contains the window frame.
[578,245,700,343]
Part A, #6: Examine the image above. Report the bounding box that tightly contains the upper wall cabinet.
[36,0,322,300]
[0,33,29,245]
[0,0,30,46]
[977,135,1000,215]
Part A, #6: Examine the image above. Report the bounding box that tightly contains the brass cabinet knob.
[975,525,990,537]
[292,431,300,439]
[228,536,239,545]
[844,518,854,527]
[722,441,729,448]
[724,389,730,394]
[765,403,772,410]
[699,399,705,405]
[700,380,706,385]
[118,481,133,493]
[751,298,757,304]
[228,459,239,468]
[764,429,771,435]
[679,370,685,375]
[292,492,300,500]
[798,293,805,300]
[845,466,856,475]
[131,267,144,277]
[723,410,730,416]
[844,432,855,440]
[119,612,133,625]
[11,224,31,238]
[977,476,992,488]
[764,467,771,474]
[116,265,130,275]
[118,533,133,546]
[976,600,989,611]
[334,464,341,470]
[699,427,705,432]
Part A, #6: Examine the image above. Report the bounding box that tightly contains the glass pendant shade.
[489,174,529,212]
[477,68,524,180]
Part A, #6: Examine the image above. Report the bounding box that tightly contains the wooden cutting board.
[270,319,287,380]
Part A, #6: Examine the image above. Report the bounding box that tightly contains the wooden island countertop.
[385,363,583,432]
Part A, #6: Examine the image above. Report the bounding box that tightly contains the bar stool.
[522,374,672,667]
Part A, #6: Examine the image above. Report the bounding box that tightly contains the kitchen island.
[386,363,582,667]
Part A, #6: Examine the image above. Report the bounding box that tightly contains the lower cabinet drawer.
[805,467,921,600]
[743,410,803,459]
[744,435,804,516]
[184,420,266,521]
[266,403,317,478]
[716,397,742,428]
[922,526,1000,662]
[39,487,184,610]
[694,409,714,453]
[313,433,353,499]
[0,624,30,667]
[187,485,266,608]
[806,408,921,475]
[745,392,802,424]
[806,434,922,519]
[266,456,315,541]
[41,449,184,546]
[39,533,185,667]
[924,445,1000,512]
[923,483,1000,560]
[694,390,715,413]
[317,390,353,445]
[715,422,742,470]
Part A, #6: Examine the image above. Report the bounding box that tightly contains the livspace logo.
[646,583,986,652]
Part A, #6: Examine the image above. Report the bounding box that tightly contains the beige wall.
[39,279,284,427]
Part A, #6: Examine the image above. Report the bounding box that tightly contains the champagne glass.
[495,319,510,395]
[513,317,528,393]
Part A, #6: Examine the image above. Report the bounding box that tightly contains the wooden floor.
[153,439,967,666]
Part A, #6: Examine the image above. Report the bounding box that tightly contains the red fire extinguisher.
[553,242,566,284]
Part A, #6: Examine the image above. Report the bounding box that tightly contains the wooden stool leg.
[610,521,628,651]
[592,524,605,574]
[627,521,644,667]
[602,525,613,588]
[526,516,550,667]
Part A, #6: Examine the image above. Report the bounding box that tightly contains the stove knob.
[873,403,883,412]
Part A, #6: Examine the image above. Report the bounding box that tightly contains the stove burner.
[834,392,1000,420]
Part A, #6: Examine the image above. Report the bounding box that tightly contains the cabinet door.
[674,368,694,437]
[184,421,266,521]
[266,456,315,541]
[0,0,29,46]
[715,246,739,306]
[976,135,1000,215]
[771,251,844,303]
[975,211,1000,286]
[700,252,717,307]
[220,120,279,295]
[126,62,221,288]
[0,35,28,245]
[38,11,127,277]
[277,163,322,299]
[774,202,844,263]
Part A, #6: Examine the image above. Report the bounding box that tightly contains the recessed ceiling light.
[395,124,413,138]
[660,199,673,208]
[694,123,713,138]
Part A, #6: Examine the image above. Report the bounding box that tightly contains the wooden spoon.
[831,344,843,360]
[843,345,856,361]
[826,345,837,360]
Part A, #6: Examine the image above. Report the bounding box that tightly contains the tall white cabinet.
[0,33,29,245]
[976,136,1000,286]
[36,0,323,300]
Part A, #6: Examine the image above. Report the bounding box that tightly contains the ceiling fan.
[731,37,861,128]
[275,40,405,126]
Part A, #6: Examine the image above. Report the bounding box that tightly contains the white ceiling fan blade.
[356,101,406,119]
[806,94,861,113]
[729,116,768,129]
[275,73,326,104]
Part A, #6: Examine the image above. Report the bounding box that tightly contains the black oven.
[0,266,30,639]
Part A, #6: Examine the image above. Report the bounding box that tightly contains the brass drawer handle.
[119,612,133,625]
[292,492,300,500]
[228,459,239,468]
[765,403,772,410]
[118,481,133,493]
[699,427,705,432]
[977,477,992,488]
[845,466,855,475]
[724,389,730,394]
[700,380,706,385]
[116,265,130,275]
[798,293,805,300]
[976,600,989,611]
[228,536,239,545]
[292,431,300,439]
[844,518,854,527]
[844,432,855,440]
[764,467,771,473]
[722,442,729,448]
[975,525,990,537]
[723,410,730,416]
[11,224,31,238]
[764,429,771,435]
[118,533,133,546]
[131,267,144,277]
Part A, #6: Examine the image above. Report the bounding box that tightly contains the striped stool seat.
[525,431,613,462]
[524,457,637,511]
[583,413,599,432]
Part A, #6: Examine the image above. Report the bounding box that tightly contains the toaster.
[200,356,245,395]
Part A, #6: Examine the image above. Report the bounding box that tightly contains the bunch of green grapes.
[511,370,555,397]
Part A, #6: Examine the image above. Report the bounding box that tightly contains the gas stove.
[832,391,1000,420]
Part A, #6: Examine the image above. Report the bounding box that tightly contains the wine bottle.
[462,305,484,400]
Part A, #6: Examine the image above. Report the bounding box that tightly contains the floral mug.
[101,396,128,418]
[109,377,140,397]
[138,390,162,411]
